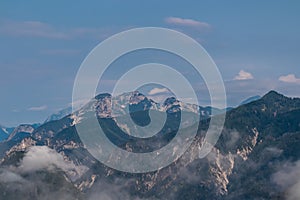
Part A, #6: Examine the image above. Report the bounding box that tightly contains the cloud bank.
[273,160,300,200]
[0,146,85,200]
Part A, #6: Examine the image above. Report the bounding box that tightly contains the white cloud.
[28,105,47,111]
[0,169,26,183]
[17,146,87,182]
[0,19,127,40]
[19,146,73,172]
[279,74,300,84]
[148,87,170,95]
[0,20,68,39]
[40,49,80,56]
[234,70,254,80]
[165,17,211,29]
[273,161,300,200]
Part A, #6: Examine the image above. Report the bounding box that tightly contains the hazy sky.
[0,0,300,126]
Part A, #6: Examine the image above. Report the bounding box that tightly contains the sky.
[0,0,300,126]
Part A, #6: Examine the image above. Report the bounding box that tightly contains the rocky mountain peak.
[129,91,148,105]
[258,90,300,114]
[261,90,286,101]
[163,97,181,113]
[95,93,112,100]
[7,124,36,141]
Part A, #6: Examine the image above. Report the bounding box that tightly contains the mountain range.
[0,125,14,142]
[239,95,261,106]
[0,90,299,200]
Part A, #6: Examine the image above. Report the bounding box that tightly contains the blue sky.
[0,0,300,126]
